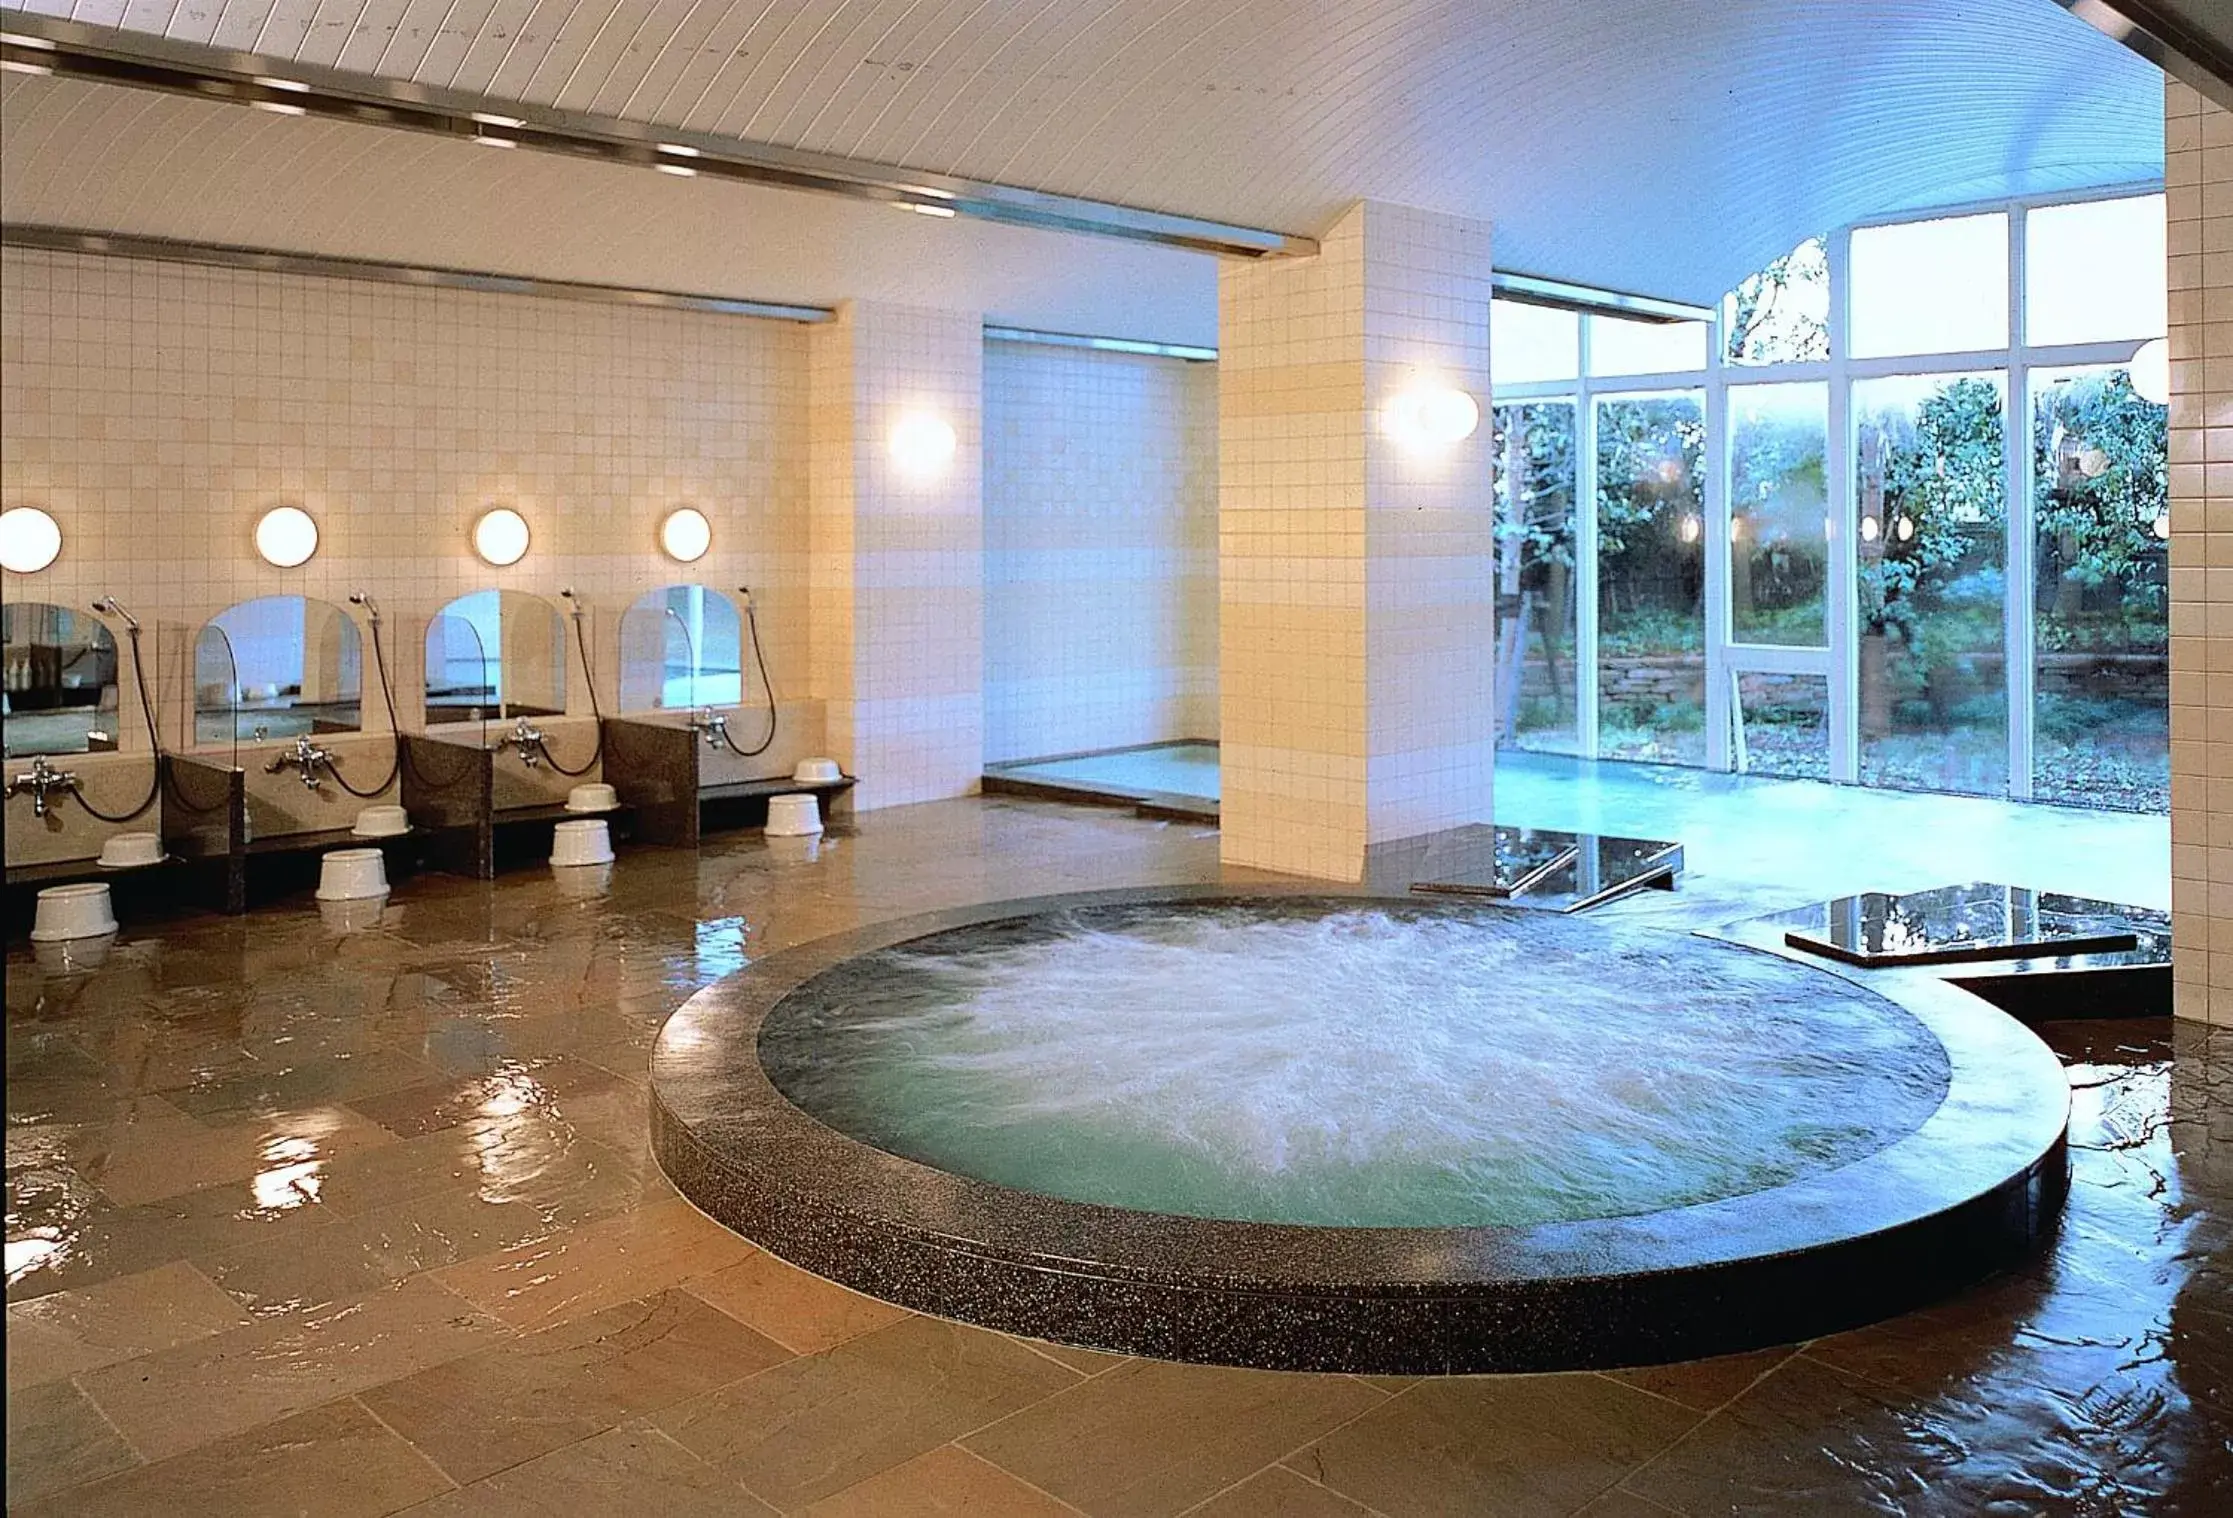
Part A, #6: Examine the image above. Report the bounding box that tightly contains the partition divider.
[160,754,245,914]
[402,735,496,878]
[601,717,700,849]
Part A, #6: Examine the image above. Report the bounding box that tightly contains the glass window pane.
[1729,383,1830,647]
[1588,315,1708,378]
[1853,372,2009,796]
[1724,238,1830,365]
[1849,214,2009,358]
[2025,195,2167,347]
[1491,299,1579,386]
[2030,365,2168,813]
[1493,401,1580,755]
[1735,672,1829,780]
[1596,392,1706,765]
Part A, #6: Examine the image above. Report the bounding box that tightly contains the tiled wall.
[983,341,1217,763]
[0,247,813,739]
[807,301,985,811]
[1218,200,1497,880]
[2168,80,2233,1028]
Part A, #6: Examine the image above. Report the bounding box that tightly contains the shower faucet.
[263,734,333,790]
[6,755,80,818]
[691,707,729,748]
[505,716,546,768]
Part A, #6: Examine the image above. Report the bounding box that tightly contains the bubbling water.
[760,901,1951,1228]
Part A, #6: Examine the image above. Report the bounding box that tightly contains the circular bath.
[650,889,2070,1372]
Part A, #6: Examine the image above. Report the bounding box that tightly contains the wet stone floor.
[5,795,2231,1516]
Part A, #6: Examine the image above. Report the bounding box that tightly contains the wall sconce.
[890,413,957,476]
[1382,384,1480,450]
[2128,337,2170,407]
[661,507,711,563]
[473,507,531,567]
[254,505,319,568]
[0,505,62,573]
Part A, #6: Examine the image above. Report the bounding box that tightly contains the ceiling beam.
[2052,1,2233,111]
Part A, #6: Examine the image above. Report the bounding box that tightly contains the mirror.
[2,602,119,757]
[423,590,566,727]
[618,585,743,711]
[195,595,362,745]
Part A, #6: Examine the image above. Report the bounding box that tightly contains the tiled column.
[1218,201,1497,880]
[2168,81,2233,1027]
[807,301,984,811]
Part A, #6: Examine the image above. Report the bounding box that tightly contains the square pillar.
[2167,80,2233,1026]
[1218,201,1497,879]
[807,301,984,811]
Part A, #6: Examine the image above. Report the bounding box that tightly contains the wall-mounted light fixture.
[0,505,62,573]
[254,505,319,567]
[890,413,958,477]
[661,507,712,563]
[473,506,531,566]
[2128,337,2171,407]
[1382,383,1480,451]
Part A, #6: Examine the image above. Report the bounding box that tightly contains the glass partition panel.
[1850,213,2009,358]
[197,595,362,745]
[2030,365,2169,813]
[618,585,744,711]
[1853,373,2009,796]
[2025,195,2167,347]
[1733,671,1830,780]
[423,590,564,726]
[1589,315,1708,378]
[2,603,119,757]
[1728,382,1829,648]
[1723,238,1829,365]
[421,611,492,747]
[1492,401,1580,754]
[1489,299,1578,387]
[1596,391,1707,765]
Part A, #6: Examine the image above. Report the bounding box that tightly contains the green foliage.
[1856,376,2007,641]
[1725,240,1831,364]
[2032,369,2168,625]
[1491,403,1577,575]
[1595,398,1705,623]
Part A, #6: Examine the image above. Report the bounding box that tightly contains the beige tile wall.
[983,340,1217,762]
[1218,200,1497,880]
[0,247,814,747]
[2168,79,2233,1027]
[807,301,984,811]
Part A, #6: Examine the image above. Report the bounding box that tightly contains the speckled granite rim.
[649,886,2071,1374]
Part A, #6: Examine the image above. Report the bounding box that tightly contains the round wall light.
[254,505,319,568]
[890,413,958,476]
[1383,384,1481,450]
[0,506,62,574]
[473,506,531,567]
[661,507,712,563]
[2129,337,2170,407]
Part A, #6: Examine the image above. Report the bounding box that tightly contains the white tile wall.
[0,247,813,734]
[2167,79,2233,1027]
[1218,200,1496,880]
[983,340,1217,763]
[807,300,984,810]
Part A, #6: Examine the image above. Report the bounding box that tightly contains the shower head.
[90,596,140,632]
[737,585,752,609]
[347,590,381,622]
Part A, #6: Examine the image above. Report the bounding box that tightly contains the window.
[1728,383,1830,647]
[1724,238,1829,365]
[1590,316,1709,378]
[1849,213,2009,357]
[2025,195,2167,346]
[1492,402,1580,754]
[1596,392,1707,765]
[1490,299,1579,387]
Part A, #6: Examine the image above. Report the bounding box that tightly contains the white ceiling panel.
[3,1,2167,307]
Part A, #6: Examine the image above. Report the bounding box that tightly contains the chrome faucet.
[6,756,80,818]
[263,734,332,790]
[505,716,545,768]
[690,707,729,748]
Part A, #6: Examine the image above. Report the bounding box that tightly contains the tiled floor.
[6,795,2230,1514]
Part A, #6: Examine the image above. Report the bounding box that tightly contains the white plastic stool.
[765,792,823,837]
[316,847,390,902]
[32,882,117,941]
[551,818,615,867]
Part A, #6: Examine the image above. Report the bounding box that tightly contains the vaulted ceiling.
[0,2,2168,343]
